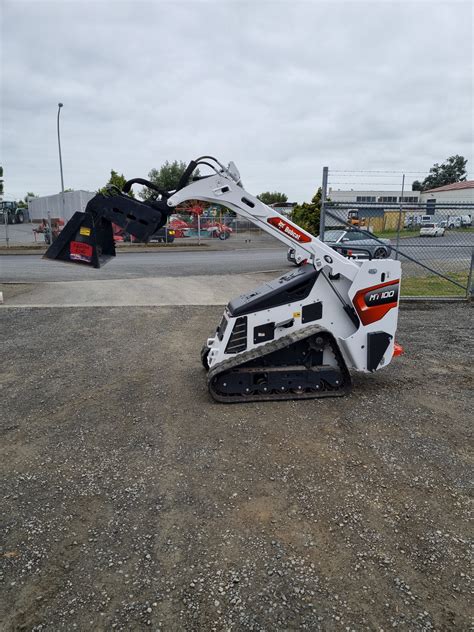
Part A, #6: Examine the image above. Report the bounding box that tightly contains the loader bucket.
[43,211,116,268]
[44,191,171,268]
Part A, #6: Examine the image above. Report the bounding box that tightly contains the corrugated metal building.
[419,181,474,203]
[28,190,95,222]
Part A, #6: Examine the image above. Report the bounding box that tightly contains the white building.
[328,181,474,205]
[328,189,420,204]
[28,190,95,222]
[326,181,473,229]
[419,181,474,204]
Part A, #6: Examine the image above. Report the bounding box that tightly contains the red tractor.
[172,203,233,239]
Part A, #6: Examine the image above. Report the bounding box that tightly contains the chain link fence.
[1,176,473,300]
[149,211,275,248]
[322,169,474,299]
[0,214,43,247]
[0,212,273,248]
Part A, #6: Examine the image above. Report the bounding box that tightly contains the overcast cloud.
[1,0,473,201]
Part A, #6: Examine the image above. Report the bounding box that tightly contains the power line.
[327,174,420,178]
[329,170,427,174]
[329,182,418,186]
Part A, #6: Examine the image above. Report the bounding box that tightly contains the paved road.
[1,231,472,283]
[0,248,291,282]
[394,232,473,263]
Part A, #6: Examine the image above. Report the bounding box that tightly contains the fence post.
[395,174,405,260]
[319,166,328,240]
[197,213,201,246]
[47,209,53,245]
[467,251,474,301]
[4,208,9,247]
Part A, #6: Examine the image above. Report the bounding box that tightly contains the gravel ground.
[1,303,472,631]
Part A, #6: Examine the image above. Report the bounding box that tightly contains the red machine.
[172,203,233,239]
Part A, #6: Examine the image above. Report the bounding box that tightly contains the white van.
[446,216,462,229]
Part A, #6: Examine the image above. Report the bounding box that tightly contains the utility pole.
[57,103,66,222]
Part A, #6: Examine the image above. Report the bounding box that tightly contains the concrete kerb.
[0,241,280,256]
[0,244,212,256]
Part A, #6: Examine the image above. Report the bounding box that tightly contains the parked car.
[419,223,445,237]
[287,229,392,265]
[149,226,176,243]
[421,215,434,225]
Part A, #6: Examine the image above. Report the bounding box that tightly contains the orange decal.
[267,217,312,243]
[353,280,400,325]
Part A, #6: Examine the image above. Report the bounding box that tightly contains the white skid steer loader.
[44,156,403,403]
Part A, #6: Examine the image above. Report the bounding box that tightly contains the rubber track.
[207,324,351,403]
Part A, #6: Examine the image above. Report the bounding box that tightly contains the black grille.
[225,317,248,354]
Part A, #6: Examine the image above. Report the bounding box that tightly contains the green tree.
[99,170,134,197]
[291,188,322,235]
[257,191,288,205]
[17,192,37,208]
[411,180,423,192]
[412,155,468,191]
[140,160,200,200]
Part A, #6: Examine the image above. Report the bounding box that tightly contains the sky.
[1,0,473,202]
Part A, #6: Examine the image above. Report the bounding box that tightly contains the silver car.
[288,229,392,264]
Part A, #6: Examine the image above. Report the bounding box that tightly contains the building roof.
[424,180,474,193]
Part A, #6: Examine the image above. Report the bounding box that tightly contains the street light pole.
[57,103,66,222]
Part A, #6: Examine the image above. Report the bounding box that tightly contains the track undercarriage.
[203,326,351,403]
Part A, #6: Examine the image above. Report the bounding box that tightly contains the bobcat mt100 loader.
[44,156,403,403]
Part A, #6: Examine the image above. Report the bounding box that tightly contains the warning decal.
[70,241,93,263]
